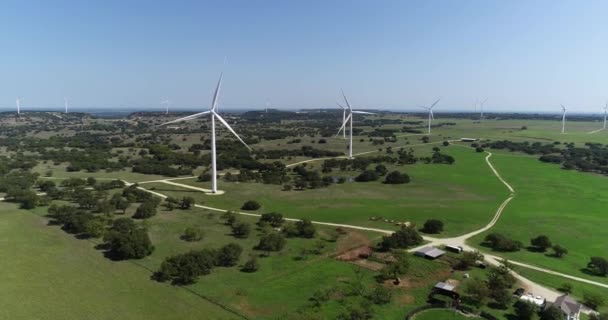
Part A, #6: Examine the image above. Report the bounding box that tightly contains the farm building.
[445,245,463,253]
[433,282,459,299]
[460,138,478,142]
[545,294,581,320]
[414,246,446,259]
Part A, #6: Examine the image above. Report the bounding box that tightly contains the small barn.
[433,282,459,299]
[415,246,446,260]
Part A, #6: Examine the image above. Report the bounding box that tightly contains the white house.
[551,294,581,320]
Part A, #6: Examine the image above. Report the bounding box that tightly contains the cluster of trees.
[292,165,333,189]
[378,226,423,251]
[103,218,154,260]
[484,233,523,252]
[421,219,443,234]
[530,235,568,258]
[383,171,410,184]
[587,256,608,277]
[155,243,243,284]
[420,150,455,164]
[283,219,317,238]
[164,196,195,210]
[220,211,252,239]
[464,264,516,309]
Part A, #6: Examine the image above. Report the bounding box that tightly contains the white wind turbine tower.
[64,97,69,113]
[560,104,567,134]
[479,98,488,121]
[421,99,440,135]
[160,74,251,194]
[603,103,607,130]
[336,90,375,158]
[161,99,171,115]
[265,99,269,113]
[336,102,347,139]
[16,97,21,115]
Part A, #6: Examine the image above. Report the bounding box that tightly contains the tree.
[540,304,565,320]
[241,256,259,273]
[221,211,237,226]
[368,285,392,304]
[216,243,243,267]
[103,218,154,260]
[182,227,203,242]
[379,226,423,250]
[355,170,379,182]
[259,212,285,228]
[552,245,568,258]
[531,235,552,252]
[133,201,158,219]
[294,219,316,238]
[180,196,195,209]
[114,197,131,214]
[256,233,286,252]
[231,221,251,238]
[584,291,605,310]
[422,219,443,234]
[491,288,512,309]
[514,300,538,320]
[374,164,388,176]
[241,200,261,211]
[588,257,608,276]
[380,252,410,282]
[84,217,106,238]
[463,277,490,307]
[455,250,484,270]
[164,196,179,210]
[383,171,410,184]
[443,141,450,146]
[87,177,96,186]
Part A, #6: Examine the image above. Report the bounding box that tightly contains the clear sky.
[1,0,607,113]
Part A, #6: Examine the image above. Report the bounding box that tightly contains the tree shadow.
[526,246,544,253]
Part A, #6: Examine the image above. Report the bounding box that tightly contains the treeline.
[487,140,608,175]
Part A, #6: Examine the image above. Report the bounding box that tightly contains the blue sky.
[1,0,607,113]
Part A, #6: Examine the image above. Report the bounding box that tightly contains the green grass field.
[144,146,508,237]
[468,152,608,284]
[0,202,238,320]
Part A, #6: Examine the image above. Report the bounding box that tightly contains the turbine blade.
[430,110,435,120]
[211,73,223,112]
[352,111,375,115]
[481,98,488,105]
[159,110,211,126]
[336,113,352,137]
[214,112,252,150]
[341,90,352,110]
[429,98,441,109]
[336,102,346,110]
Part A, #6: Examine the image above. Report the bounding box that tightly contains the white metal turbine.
[159,74,251,194]
[479,98,488,121]
[335,91,375,158]
[336,102,347,139]
[603,103,607,130]
[161,99,171,115]
[561,104,567,134]
[265,100,269,113]
[64,97,69,113]
[16,97,21,115]
[420,99,440,135]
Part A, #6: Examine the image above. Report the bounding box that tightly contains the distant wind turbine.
[159,74,250,194]
[479,98,488,121]
[603,103,607,130]
[336,90,375,158]
[16,97,21,115]
[161,99,171,115]
[420,99,440,135]
[561,104,567,134]
[265,99,269,113]
[64,97,69,113]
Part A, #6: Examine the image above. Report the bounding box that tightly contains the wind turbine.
[336,90,375,158]
[64,97,69,113]
[479,98,488,121]
[420,99,440,135]
[265,99,269,113]
[159,74,250,194]
[603,103,607,130]
[560,104,567,134]
[161,99,171,115]
[336,102,347,139]
[16,97,21,115]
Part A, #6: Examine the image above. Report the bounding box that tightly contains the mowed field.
[144,146,508,237]
[469,151,608,284]
[0,202,238,320]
